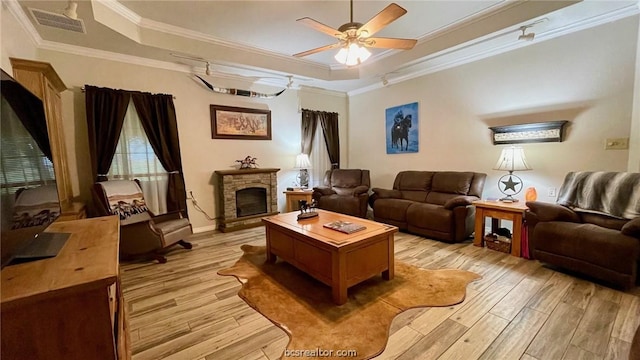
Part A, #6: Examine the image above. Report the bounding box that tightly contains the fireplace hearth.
[214,168,279,232]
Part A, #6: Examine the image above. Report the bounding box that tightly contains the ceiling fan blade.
[297,17,343,38]
[365,37,417,50]
[358,3,407,38]
[293,42,342,58]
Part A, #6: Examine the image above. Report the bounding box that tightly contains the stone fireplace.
[214,168,279,232]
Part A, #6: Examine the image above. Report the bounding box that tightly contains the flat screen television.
[0,69,67,267]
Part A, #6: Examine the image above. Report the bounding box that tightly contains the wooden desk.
[473,200,528,257]
[1,216,130,360]
[283,190,313,212]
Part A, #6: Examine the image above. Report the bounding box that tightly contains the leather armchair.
[312,169,371,218]
[525,171,640,289]
[526,201,640,289]
[92,179,192,263]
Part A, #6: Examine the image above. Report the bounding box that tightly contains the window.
[0,96,55,197]
[309,123,331,187]
[108,100,168,214]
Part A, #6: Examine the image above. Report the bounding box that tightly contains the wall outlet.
[547,187,557,197]
[605,137,629,150]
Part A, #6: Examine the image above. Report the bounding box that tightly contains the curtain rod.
[80,86,176,99]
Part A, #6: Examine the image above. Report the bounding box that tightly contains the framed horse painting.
[386,102,418,154]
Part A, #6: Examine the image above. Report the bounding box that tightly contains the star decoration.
[501,175,520,193]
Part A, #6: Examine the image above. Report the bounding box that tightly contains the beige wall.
[3,7,638,231]
[1,5,37,71]
[2,8,348,232]
[349,16,638,202]
[35,51,348,232]
[629,17,640,172]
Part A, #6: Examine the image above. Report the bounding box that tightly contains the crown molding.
[8,0,639,96]
[348,2,640,96]
[96,0,331,74]
[299,85,347,98]
[4,0,42,47]
[38,40,191,73]
[37,40,296,89]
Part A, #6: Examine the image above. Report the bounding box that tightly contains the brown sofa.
[525,171,640,289]
[369,171,486,242]
[312,169,370,218]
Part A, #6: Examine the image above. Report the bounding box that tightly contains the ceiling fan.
[293,0,417,65]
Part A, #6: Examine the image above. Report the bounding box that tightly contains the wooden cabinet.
[9,58,74,209]
[1,216,130,359]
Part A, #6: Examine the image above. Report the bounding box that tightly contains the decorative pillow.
[99,180,149,220]
[11,185,60,229]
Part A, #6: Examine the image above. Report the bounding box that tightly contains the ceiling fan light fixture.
[334,43,371,66]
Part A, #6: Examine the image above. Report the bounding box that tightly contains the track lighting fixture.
[518,26,535,41]
[205,62,211,76]
[381,75,389,86]
[62,1,78,20]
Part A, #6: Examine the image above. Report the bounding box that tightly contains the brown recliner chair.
[525,171,640,289]
[312,169,370,218]
[93,179,193,263]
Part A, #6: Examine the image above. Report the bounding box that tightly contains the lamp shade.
[294,153,311,169]
[493,146,532,172]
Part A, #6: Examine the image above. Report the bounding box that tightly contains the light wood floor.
[120,227,640,360]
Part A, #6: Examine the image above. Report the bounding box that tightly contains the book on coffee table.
[323,220,366,234]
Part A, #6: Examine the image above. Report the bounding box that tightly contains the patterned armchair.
[312,169,371,218]
[10,184,60,230]
[92,179,192,263]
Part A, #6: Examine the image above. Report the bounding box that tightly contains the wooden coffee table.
[262,210,398,305]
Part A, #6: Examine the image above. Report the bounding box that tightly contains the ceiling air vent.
[29,8,86,34]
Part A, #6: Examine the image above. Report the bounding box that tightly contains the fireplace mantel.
[214,168,279,232]
[214,168,280,176]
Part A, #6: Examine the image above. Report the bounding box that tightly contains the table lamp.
[493,146,532,202]
[294,153,312,189]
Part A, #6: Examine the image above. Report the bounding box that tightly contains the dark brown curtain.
[318,112,340,169]
[300,109,318,155]
[85,85,130,182]
[131,93,187,213]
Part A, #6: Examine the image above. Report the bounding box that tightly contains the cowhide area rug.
[218,245,480,360]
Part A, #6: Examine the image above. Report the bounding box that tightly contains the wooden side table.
[283,190,313,212]
[472,200,528,257]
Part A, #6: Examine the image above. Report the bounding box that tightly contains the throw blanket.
[557,172,640,219]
